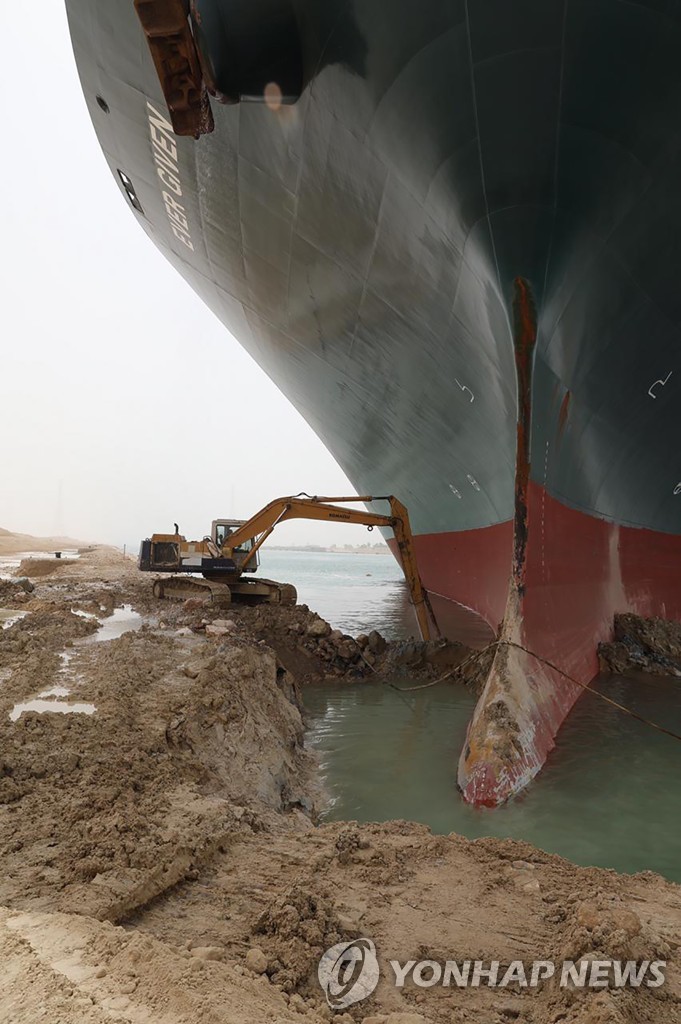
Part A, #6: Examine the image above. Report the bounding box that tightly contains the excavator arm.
[222,495,439,642]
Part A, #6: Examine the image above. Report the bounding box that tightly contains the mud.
[599,613,681,677]
[0,541,680,1023]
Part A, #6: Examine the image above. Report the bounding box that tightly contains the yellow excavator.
[138,494,438,641]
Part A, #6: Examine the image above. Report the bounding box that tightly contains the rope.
[390,638,681,744]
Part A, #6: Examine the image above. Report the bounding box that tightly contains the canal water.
[260,549,681,883]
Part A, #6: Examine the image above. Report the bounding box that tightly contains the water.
[0,549,80,580]
[8,604,142,723]
[260,552,681,880]
[259,549,409,638]
[305,674,681,882]
[258,549,492,645]
[82,604,142,643]
[10,695,96,723]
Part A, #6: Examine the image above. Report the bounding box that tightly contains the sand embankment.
[0,544,678,1023]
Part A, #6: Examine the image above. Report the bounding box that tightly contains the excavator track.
[152,576,297,606]
[152,577,232,604]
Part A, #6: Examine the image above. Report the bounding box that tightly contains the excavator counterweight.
[138,495,438,641]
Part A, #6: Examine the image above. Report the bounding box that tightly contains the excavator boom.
[140,495,438,641]
[223,495,438,642]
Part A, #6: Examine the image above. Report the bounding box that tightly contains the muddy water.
[265,550,681,879]
[8,604,143,723]
[305,674,681,882]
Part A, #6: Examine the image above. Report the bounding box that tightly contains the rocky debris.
[254,884,344,991]
[205,618,237,638]
[0,579,34,605]
[559,898,670,966]
[306,617,331,638]
[599,613,681,676]
[183,601,490,691]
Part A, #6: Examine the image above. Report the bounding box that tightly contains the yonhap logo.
[316,941,666,1008]
[318,938,380,1009]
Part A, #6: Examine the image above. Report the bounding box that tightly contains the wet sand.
[0,540,679,1023]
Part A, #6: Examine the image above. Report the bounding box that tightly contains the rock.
[329,629,344,642]
[16,578,34,594]
[576,902,641,938]
[336,641,357,661]
[245,947,269,974]
[307,618,331,638]
[205,624,231,638]
[288,993,307,1013]
[367,630,386,655]
[213,619,237,631]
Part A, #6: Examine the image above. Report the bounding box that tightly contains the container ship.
[65,0,681,806]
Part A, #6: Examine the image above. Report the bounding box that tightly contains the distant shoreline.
[266,546,390,555]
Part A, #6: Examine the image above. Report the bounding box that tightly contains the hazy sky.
[0,3,379,551]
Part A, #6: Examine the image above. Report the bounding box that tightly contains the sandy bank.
[0,545,679,1023]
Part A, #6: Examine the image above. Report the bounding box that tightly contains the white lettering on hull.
[146,102,195,251]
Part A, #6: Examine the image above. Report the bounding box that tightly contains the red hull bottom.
[408,482,681,806]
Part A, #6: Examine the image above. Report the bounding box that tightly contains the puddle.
[10,698,95,723]
[85,604,142,643]
[39,686,70,698]
[0,609,27,630]
[8,604,142,724]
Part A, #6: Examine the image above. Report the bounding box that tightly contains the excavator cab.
[212,519,259,574]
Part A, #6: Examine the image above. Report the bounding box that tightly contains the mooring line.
[390,639,681,744]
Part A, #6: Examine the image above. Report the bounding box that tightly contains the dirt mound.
[0,578,34,605]
[599,613,681,676]
[1,567,680,1023]
[15,558,78,578]
[0,617,318,922]
[175,601,490,690]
